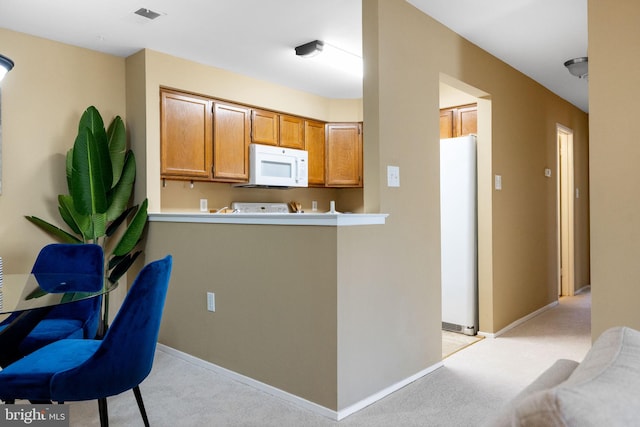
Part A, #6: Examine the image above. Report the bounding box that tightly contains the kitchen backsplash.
[160,180,364,214]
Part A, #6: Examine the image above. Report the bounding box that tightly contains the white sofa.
[484,326,640,426]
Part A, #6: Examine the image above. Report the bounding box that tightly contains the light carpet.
[45,290,593,426]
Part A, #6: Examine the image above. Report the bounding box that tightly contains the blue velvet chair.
[0,255,173,427]
[0,243,104,356]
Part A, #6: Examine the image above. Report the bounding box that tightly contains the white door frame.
[557,124,575,296]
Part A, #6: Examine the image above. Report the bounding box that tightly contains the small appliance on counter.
[231,202,290,213]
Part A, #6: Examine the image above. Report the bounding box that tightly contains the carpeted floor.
[48,290,594,426]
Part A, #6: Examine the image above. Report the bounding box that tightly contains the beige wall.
[365,0,590,336]
[588,0,640,339]
[147,221,340,409]
[0,29,129,312]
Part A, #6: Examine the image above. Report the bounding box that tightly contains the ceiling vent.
[134,8,162,20]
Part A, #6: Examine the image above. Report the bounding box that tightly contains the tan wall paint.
[0,29,129,314]
[366,0,589,336]
[335,224,437,408]
[588,0,640,339]
[146,221,339,409]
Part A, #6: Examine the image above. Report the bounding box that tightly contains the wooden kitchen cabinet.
[279,114,305,149]
[325,123,363,188]
[213,101,251,182]
[439,109,455,139]
[251,110,305,150]
[439,103,477,138]
[251,109,279,146]
[160,87,363,188]
[305,119,326,186]
[160,89,213,180]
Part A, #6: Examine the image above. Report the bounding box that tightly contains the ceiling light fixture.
[295,40,363,78]
[295,40,324,58]
[564,57,588,79]
[0,54,15,82]
[134,8,162,20]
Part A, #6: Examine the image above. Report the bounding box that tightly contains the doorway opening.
[439,75,491,356]
[557,125,575,296]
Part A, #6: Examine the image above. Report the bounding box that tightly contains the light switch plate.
[207,292,215,312]
[387,166,400,187]
[495,174,502,190]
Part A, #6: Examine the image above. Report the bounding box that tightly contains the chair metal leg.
[133,386,150,427]
[98,397,109,427]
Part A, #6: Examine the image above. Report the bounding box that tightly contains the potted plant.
[26,106,148,335]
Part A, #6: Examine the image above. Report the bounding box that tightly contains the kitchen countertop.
[149,212,388,226]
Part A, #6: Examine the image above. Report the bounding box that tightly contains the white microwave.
[235,143,308,188]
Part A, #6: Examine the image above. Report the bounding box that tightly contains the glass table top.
[0,273,116,315]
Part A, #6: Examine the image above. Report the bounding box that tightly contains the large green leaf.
[71,128,109,216]
[57,195,82,236]
[108,251,142,284]
[112,198,148,257]
[78,106,106,140]
[24,216,82,244]
[89,213,107,242]
[106,205,136,237]
[58,194,92,241]
[106,151,136,222]
[78,106,113,193]
[107,116,126,188]
[65,148,73,194]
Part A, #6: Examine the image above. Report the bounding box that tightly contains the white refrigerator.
[440,135,477,335]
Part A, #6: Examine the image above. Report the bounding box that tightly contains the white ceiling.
[0,0,588,112]
[409,0,589,112]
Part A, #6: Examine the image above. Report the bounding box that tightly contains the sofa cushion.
[513,326,640,426]
[482,359,579,426]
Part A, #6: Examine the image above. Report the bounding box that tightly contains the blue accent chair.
[0,243,104,356]
[0,255,173,427]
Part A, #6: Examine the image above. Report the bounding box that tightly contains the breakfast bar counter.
[149,212,388,226]
[144,210,390,414]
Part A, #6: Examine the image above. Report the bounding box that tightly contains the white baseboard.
[575,285,591,295]
[156,343,442,421]
[478,300,559,339]
[335,362,443,420]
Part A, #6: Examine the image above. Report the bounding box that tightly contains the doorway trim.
[557,124,575,296]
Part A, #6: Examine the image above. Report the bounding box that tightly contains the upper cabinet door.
[305,120,326,186]
[456,105,477,137]
[439,103,477,138]
[251,109,279,146]
[440,109,454,139]
[213,102,251,182]
[160,89,213,179]
[325,123,362,188]
[279,114,305,149]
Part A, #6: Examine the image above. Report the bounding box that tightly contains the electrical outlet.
[207,292,215,312]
